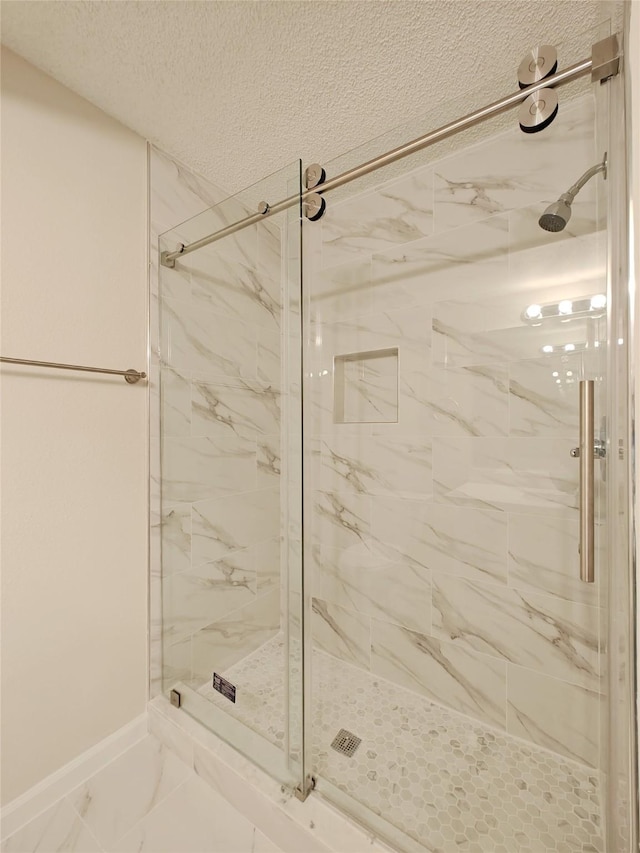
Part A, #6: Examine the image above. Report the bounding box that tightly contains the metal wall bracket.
[591,34,620,83]
[170,689,182,708]
[294,775,316,802]
[161,244,184,269]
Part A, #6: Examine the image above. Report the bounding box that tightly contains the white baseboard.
[0,713,148,841]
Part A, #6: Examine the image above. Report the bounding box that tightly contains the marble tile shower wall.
[150,147,232,697]
[160,216,283,690]
[308,95,606,770]
[150,147,283,697]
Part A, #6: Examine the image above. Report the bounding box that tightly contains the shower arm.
[564,155,608,202]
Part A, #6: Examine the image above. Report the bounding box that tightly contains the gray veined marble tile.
[317,434,432,498]
[162,635,191,687]
[432,436,578,516]
[161,503,191,576]
[257,434,281,487]
[189,248,281,330]
[507,664,601,768]
[256,537,280,593]
[316,554,431,634]
[160,367,191,437]
[309,535,393,587]
[312,597,370,668]
[191,589,280,677]
[336,349,399,424]
[163,199,257,273]
[369,367,431,438]
[431,574,600,690]
[147,708,194,771]
[371,618,506,729]
[308,360,366,437]
[161,435,256,503]
[434,171,531,233]
[1,798,101,853]
[253,831,283,853]
[111,774,256,853]
[192,488,280,566]
[509,200,599,253]
[317,305,432,362]
[433,96,596,233]
[431,298,567,369]
[421,363,509,437]
[257,327,282,387]
[312,490,371,552]
[431,299,522,369]
[508,513,598,605]
[431,257,605,370]
[150,146,229,237]
[369,214,509,309]
[368,496,441,572]
[191,378,280,440]
[68,736,191,849]
[163,550,256,643]
[160,296,257,379]
[310,260,373,322]
[257,220,282,289]
[157,261,191,302]
[371,500,508,584]
[509,354,582,438]
[320,171,434,268]
[509,226,605,308]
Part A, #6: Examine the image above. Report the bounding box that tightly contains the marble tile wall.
[150,147,233,698]
[307,95,607,768]
[158,205,283,690]
[150,148,283,697]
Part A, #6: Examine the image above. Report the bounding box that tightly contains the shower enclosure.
[156,21,636,853]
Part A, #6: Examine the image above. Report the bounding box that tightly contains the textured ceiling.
[1,0,622,195]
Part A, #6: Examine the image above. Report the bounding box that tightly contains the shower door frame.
[152,20,639,850]
[295,25,639,853]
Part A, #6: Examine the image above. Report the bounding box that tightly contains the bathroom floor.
[0,735,281,853]
[199,634,603,853]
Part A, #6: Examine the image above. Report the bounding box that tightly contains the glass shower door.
[302,75,621,851]
[158,162,304,789]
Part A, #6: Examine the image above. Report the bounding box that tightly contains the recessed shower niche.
[333,347,399,424]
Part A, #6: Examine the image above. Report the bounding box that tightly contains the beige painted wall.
[0,47,148,804]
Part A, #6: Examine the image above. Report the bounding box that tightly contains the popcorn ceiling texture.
[0,0,622,194]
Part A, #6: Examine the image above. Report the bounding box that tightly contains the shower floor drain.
[331,728,362,757]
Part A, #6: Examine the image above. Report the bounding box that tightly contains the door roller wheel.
[518,89,558,134]
[518,45,558,89]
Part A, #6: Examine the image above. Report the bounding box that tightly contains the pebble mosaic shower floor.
[198,634,603,853]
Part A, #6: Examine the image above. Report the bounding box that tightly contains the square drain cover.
[331,728,362,757]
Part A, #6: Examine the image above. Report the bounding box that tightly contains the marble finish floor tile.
[2,739,282,853]
[194,634,603,853]
[111,775,257,853]
[1,798,101,853]
[68,735,191,849]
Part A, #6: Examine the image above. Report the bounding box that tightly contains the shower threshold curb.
[148,696,400,853]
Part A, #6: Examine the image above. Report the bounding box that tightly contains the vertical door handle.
[574,379,595,583]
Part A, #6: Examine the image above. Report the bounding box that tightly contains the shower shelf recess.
[333,347,399,425]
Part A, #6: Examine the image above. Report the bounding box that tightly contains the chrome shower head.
[539,194,573,232]
[538,155,607,234]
